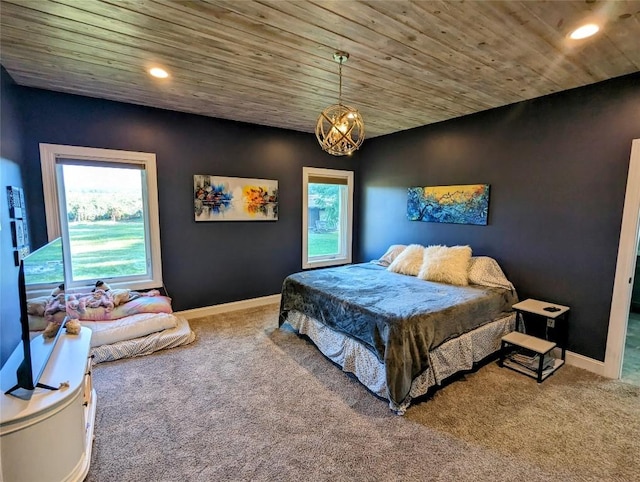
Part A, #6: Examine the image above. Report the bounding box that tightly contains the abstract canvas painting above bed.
[279,244,518,414]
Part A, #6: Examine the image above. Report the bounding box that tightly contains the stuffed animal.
[43,318,82,338]
[106,287,161,307]
[42,321,61,338]
[66,294,86,313]
[111,288,131,307]
[51,283,64,297]
[93,280,111,292]
[85,289,115,312]
[44,293,66,322]
[65,318,81,335]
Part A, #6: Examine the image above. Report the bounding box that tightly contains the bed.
[27,289,195,363]
[279,246,518,414]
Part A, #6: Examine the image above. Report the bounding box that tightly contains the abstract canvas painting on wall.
[194,175,278,221]
[407,184,490,225]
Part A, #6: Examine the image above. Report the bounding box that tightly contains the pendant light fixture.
[315,51,365,156]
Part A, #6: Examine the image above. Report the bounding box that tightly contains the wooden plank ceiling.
[1,0,639,138]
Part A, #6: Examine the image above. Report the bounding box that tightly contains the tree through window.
[302,167,353,269]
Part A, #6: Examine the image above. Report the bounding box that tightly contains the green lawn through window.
[308,231,339,257]
[24,237,64,285]
[25,220,146,285]
[68,220,146,281]
[27,222,338,286]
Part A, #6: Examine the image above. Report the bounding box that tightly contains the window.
[302,167,353,269]
[40,144,162,292]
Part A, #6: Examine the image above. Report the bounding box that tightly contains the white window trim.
[39,143,163,291]
[302,166,353,269]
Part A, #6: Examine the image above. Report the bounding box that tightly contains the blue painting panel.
[407,184,490,225]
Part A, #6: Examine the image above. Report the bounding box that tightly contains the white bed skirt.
[285,311,516,414]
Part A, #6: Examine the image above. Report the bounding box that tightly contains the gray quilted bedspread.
[279,263,517,407]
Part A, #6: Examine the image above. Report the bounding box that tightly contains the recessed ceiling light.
[149,67,169,79]
[569,23,600,40]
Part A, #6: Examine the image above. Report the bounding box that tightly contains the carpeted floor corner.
[86,303,640,481]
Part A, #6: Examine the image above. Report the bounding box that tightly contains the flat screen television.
[4,241,66,397]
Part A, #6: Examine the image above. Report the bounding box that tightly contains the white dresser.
[1,327,96,482]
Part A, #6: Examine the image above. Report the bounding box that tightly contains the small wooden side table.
[499,298,570,382]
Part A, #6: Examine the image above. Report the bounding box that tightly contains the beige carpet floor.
[86,304,640,481]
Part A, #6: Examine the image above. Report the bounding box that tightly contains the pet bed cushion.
[81,312,179,348]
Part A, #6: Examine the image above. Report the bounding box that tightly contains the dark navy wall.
[8,68,640,363]
[1,67,26,367]
[358,73,640,361]
[16,88,361,311]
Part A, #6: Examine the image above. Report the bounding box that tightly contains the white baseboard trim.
[565,350,606,377]
[175,294,281,320]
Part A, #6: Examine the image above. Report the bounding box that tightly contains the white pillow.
[468,256,514,290]
[376,244,407,267]
[418,245,472,286]
[82,312,178,348]
[387,244,424,276]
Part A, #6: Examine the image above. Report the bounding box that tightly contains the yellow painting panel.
[423,185,487,205]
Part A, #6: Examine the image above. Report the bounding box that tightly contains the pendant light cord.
[338,59,343,107]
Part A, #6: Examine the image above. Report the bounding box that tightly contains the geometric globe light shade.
[315,103,365,156]
[315,52,365,156]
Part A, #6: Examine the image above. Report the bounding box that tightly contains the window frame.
[39,143,163,292]
[302,166,354,269]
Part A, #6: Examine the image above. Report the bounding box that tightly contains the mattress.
[82,312,178,348]
[91,315,195,364]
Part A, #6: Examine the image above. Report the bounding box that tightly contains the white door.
[605,139,640,378]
